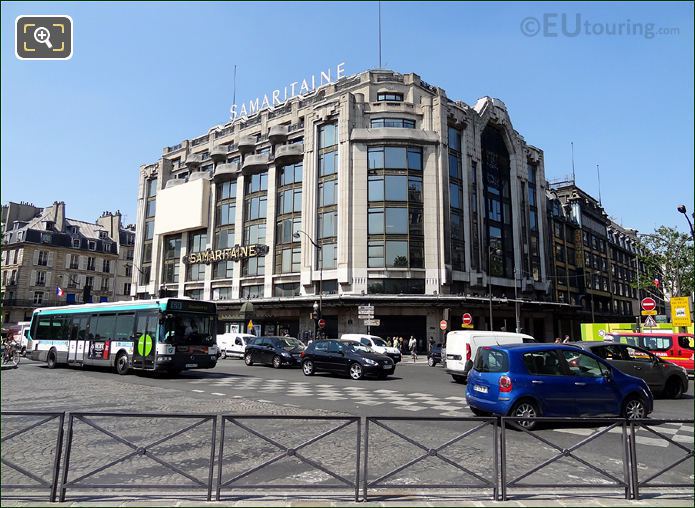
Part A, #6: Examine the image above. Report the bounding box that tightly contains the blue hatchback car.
[466,344,653,429]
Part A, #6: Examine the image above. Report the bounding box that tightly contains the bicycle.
[1,338,21,368]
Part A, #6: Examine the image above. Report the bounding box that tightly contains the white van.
[12,321,31,356]
[445,330,535,383]
[217,333,256,359]
[340,334,402,363]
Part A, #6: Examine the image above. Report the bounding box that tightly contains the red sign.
[439,320,447,331]
[462,313,473,326]
[641,298,656,311]
[318,319,326,329]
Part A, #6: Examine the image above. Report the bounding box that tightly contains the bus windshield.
[163,313,215,345]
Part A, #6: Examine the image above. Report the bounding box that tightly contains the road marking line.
[192,389,205,393]
[211,392,225,396]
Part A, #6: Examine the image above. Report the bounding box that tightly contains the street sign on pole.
[670,296,692,327]
[461,313,474,329]
[358,305,374,313]
[318,319,326,329]
[643,315,657,328]
[363,319,380,327]
[641,298,657,312]
[439,320,447,331]
[641,310,657,316]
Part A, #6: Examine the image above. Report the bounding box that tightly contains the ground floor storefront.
[214,295,577,351]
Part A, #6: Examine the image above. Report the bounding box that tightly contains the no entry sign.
[462,313,473,326]
[439,320,447,331]
[641,298,656,312]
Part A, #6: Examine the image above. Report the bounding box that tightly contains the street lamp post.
[488,245,502,331]
[513,267,521,333]
[677,205,695,240]
[294,229,323,338]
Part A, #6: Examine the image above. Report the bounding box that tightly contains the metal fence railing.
[629,418,695,500]
[1,411,65,502]
[363,417,498,501]
[216,416,360,501]
[58,412,217,502]
[500,417,632,501]
[1,412,693,502]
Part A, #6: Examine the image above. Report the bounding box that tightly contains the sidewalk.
[2,492,693,507]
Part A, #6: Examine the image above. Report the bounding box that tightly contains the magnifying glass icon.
[34,26,53,49]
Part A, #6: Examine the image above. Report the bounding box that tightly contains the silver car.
[569,341,688,399]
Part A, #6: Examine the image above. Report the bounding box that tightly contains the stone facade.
[134,69,565,343]
[1,202,135,324]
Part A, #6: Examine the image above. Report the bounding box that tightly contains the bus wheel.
[115,353,130,375]
[47,350,57,369]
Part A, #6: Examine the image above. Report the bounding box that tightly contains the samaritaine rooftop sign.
[230,62,346,121]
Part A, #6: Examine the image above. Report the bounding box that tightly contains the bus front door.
[68,317,88,365]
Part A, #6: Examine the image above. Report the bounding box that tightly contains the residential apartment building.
[546,181,660,336]
[1,202,135,324]
[134,68,567,343]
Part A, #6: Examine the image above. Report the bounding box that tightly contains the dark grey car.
[569,341,688,399]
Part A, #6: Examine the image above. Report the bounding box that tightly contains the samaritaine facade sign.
[230,62,346,121]
[184,244,269,265]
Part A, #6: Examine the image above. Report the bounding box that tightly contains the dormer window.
[72,238,81,248]
[41,233,51,243]
[99,231,108,239]
[102,242,112,252]
[44,221,54,230]
[70,226,79,235]
[88,240,96,251]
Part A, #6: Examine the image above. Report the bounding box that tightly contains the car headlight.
[281,351,291,357]
[363,358,377,366]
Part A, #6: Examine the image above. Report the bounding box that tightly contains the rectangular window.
[407,147,422,171]
[240,285,264,299]
[384,146,407,169]
[408,177,423,203]
[368,176,384,202]
[214,261,234,279]
[146,200,156,218]
[33,291,44,304]
[319,152,337,175]
[368,241,385,268]
[377,92,403,102]
[38,250,49,266]
[368,209,384,235]
[449,153,461,179]
[243,224,266,245]
[215,228,235,249]
[273,282,300,297]
[189,230,208,252]
[319,180,337,207]
[87,257,96,271]
[318,123,337,148]
[370,118,415,128]
[319,211,337,239]
[386,240,408,267]
[147,178,157,197]
[212,286,233,300]
[218,180,237,200]
[245,196,267,220]
[36,271,46,286]
[102,259,110,273]
[450,183,462,209]
[245,172,268,194]
[321,243,337,270]
[187,263,206,281]
[123,282,131,296]
[385,208,408,235]
[384,175,407,201]
[242,256,265,277]
[217,203,236,225]
[144,221,154,240]
[101,278,109,291]
[368,147,384,169]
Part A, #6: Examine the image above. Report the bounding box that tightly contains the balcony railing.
[191,135,209,146]
[2,298,70,308]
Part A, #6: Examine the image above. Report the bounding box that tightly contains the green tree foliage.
[636,226,694,299]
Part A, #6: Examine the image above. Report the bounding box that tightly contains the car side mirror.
[602,370,613,381]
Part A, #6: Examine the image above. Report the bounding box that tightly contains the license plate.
[473,385,488,394]
[384,364,393,369]
[185,363,198,368]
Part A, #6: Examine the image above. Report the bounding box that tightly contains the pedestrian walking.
[428,336,435,353]
[386,336,392,347]
[554,337,562,344]
[409,336,417,362]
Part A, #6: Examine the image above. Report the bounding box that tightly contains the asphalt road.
[1,358,693,502]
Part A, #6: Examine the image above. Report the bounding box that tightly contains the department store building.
[134,68,568,345]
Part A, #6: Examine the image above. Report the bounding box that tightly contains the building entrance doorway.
[372,315,427,353]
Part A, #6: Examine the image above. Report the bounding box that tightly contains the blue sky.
[1,1,693,234]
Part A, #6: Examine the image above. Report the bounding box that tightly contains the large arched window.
[481,126,513,278]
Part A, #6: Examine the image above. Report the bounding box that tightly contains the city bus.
[603,331,694,375]
[28,298,219,375]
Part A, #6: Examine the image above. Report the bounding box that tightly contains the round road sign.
[318,319,326,329]
[641,297,656,311]
[462,313,473,326]
[439,320,447,331]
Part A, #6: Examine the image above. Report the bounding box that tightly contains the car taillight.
[300,351,305,358]
[466,344,471,362]
[499,375,512,393]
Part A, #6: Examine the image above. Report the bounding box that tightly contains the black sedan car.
[569,341,689,398]
[301,339,395,380]
[244,336,305,368]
